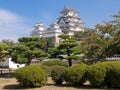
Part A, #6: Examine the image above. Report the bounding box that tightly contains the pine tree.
[50,34,81,66]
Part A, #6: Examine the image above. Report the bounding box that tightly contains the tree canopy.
[50,34,81,66]
[77,11,120,63]
[9,37,48,65]
[0,43,8,62]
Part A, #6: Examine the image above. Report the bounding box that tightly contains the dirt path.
[0,78,18,89]
[0,77,97,90]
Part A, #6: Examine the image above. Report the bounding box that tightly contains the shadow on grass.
[3,84,23,89]
[3,84,45,89]
[3,83,112,90]
[53,84,94,89]
[46,83,112,90]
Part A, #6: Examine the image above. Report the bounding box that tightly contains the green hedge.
[87,61,120,88]
[42,60,68,67]
[87,62,108,87]
[51,66,67,85]
[14,65,46,87]
[40,65,51,77]
[106,62,120,88]
[64,64,88,85]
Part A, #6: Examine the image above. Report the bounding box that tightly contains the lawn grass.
[0,77,99,90]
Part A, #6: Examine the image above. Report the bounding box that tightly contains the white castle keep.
[31,7,84,46]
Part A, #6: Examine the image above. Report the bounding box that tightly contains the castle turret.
[46,23,63,46]
[31,23,46,37]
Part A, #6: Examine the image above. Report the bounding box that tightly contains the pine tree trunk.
[26,59,32,66]
[66,47,72,66]
[68,59,72,67]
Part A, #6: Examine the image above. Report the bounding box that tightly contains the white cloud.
[0,8,32,42]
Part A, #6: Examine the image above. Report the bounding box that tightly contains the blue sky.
[0,0,120,41]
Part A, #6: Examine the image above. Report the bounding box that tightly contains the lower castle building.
[31,6,84,46]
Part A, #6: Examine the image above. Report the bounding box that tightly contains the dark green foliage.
[87,61,120,88]
[50,34,81,67]
[106,62,120,88]
[87,62,108,87]
[51,66,67,85]
[42,60,68,67]
[10,37,48,65]
[0,43,9,62]
[40,65,51,77]
[19,37,54,51]
[46,37,55,48]
[64,64,88,85]
[48,48,65,59]
[58,34,80,66]
[14,65,46,87]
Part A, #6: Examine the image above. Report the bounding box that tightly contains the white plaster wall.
[9,58,25,69]
[0,58,25,69]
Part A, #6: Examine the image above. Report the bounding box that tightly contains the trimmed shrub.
[14,65,46,87]
[40,65,51,77]
[87,63,108,87]
[64,64,88,85]
[87,61,120,88]
[42,60,68,67]
[106,62,120,88]
[51,66,67,85]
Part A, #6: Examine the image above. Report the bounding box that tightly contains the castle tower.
[30,6,84,46]
[45,23,63,47]
[57,6,84,35]
[31,23,46,37]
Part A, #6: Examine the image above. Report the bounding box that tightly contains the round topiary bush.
[106,62,120,88]
[51,66,67,85]
[64,64,88,85]
[42,60,68,67]
[40,65,51,77]
[87,63,108,87]
[87,61,120,88]
[14,65,46,87]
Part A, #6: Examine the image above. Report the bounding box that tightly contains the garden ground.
[0,77,102,90]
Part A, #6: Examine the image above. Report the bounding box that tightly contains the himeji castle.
[31,6,84,46]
